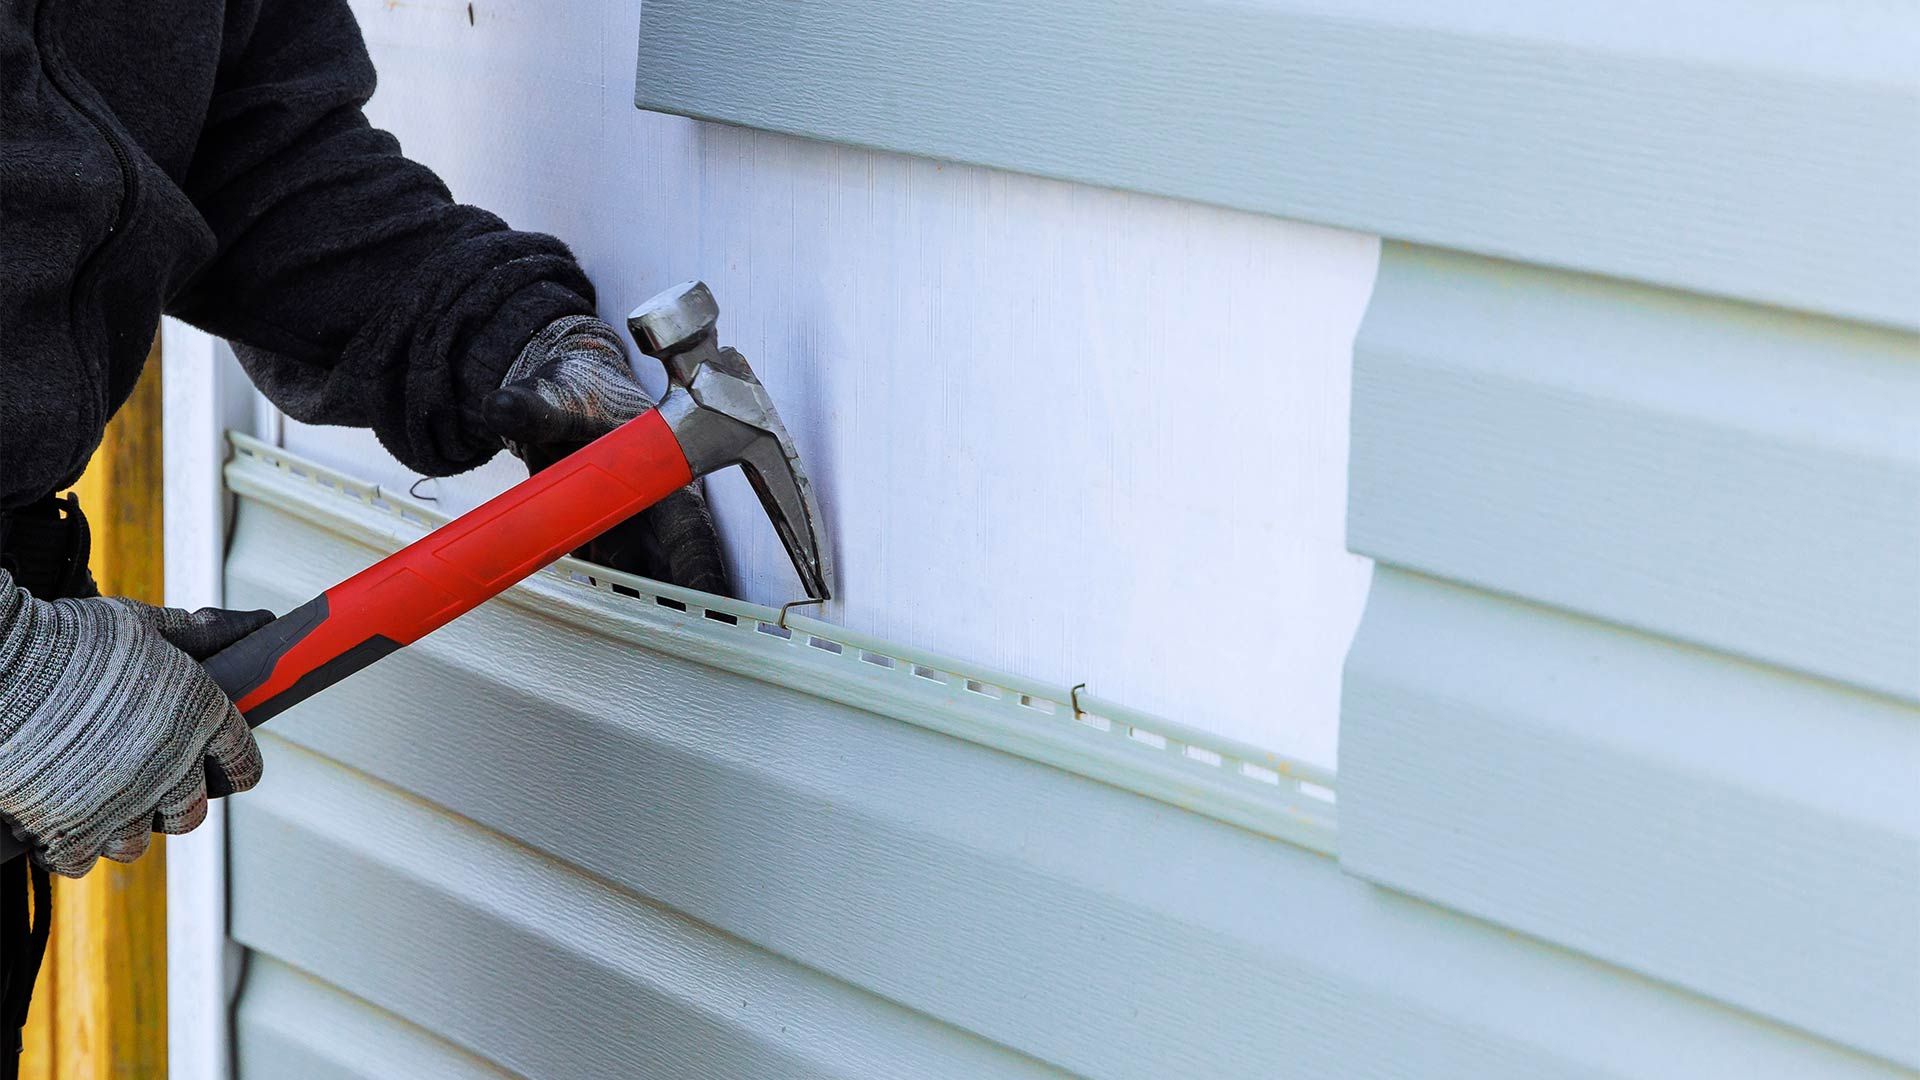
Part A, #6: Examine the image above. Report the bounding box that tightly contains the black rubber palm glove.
[483,316,731,596]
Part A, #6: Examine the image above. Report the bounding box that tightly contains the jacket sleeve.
[165,0,595,476]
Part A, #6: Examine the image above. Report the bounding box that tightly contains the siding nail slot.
[1240,764,1281,785]
[1128,727,1168,749]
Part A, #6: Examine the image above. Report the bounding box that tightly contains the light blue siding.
[1341,567,1920,1065]
[223,456,1909,1079]
[634,0,1920,327]
[1337,229,1920,1070]
[218,1,1920,1074]
[232,740,1056,1079]
[1349,247,1920,700]
[235,959,513,1080]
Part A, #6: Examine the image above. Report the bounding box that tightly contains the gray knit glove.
[0,571,274,876]
[483,314,731,596]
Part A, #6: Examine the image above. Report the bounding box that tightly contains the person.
[0,0,730,1063]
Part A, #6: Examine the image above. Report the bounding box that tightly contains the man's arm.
[166,0,592,476]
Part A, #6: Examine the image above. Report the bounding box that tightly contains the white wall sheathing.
[279,0,1380,767]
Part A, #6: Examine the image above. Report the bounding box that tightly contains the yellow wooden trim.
[22,339,169,1078]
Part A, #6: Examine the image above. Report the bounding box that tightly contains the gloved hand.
[0,573,274,876]
[483,314,731,595]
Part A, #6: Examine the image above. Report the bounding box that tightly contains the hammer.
[0,282,830,863]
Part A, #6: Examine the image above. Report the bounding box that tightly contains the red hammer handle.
[0,411,692,866]
[206,408,692,726]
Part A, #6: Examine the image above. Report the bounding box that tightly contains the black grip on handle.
[204,594,331,715]
[235,633,401,727]
[203,592,403,727]
[0,593,380,866]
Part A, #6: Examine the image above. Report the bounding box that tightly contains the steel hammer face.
[630,282,834,602]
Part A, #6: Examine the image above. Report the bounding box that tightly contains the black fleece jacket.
[1,0,596,507]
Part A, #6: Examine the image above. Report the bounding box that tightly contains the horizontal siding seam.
[233,738,1065,1078]
[236,955,518,1079]
[1341,559,1920,712]
[1337,566,1920,1068]
[245,733,1073,1076]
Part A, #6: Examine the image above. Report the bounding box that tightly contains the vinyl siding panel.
[231,741,1056,1080]
[235,959,514,1080]
[1338,243,1920,1071]
[634,0,1920,328]
[1340,568,1920,1067]
[1349,247,1920,701]
[208,2,1919,1072]
[221,453,1903,1080]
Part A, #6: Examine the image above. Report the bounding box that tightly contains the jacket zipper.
[34,0,138,423]
[38,2,136,271]
[81,112,136,245]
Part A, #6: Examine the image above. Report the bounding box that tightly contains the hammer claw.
[740,437,833,602]
[629,282,834,602]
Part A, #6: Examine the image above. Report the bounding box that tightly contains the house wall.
[203,0,1920,1076]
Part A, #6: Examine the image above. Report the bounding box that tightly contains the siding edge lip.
[1348,555,1920,711]
[221,433,1339,855]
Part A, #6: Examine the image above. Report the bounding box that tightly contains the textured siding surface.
[1338,236,1920,1070]
[1342,568,1920,1065]
[233,740,1055,1080]
[1349,249,1920,700]
[236,959,513,1080]
[634,0,1920,327]
[221,453,1904,1079]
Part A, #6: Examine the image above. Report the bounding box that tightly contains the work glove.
[483,314,732,596]
[0,572,274,876]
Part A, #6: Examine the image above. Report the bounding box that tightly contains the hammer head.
[629,282,833,602]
